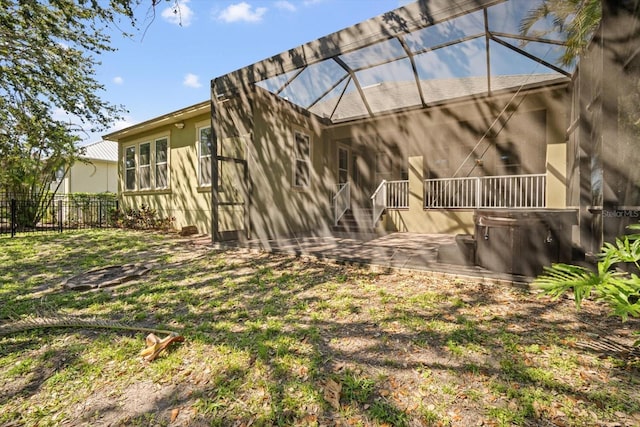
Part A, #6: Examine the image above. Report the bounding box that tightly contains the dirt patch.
[71,380,195,426]
[62,264,151,291]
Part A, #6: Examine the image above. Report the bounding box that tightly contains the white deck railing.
[333,182,350,226]
[371,180,387,226]
[371,179,409,225]
[387,180,409,209]
[424,174,546,209]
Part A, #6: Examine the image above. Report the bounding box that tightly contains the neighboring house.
[51,140,118,195]
[104,0,640,273]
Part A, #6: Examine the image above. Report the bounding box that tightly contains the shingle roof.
[224,0,575,124]
[81,140,118,162]
[310,74,569,122]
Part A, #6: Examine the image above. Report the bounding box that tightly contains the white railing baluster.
[385,180,409,209]
[371,180,387,226]
[423,174,546,209]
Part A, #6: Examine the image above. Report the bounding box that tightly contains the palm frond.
[597,276,640,321]
[0,314,180,337]
[533,263,598,307]
[518,0,601,66]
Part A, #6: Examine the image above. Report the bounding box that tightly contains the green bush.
[66,192,117,227]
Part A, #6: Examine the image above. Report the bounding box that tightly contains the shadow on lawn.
[125,254,640,423]
[2,231,640,425]
[0,333,85,408]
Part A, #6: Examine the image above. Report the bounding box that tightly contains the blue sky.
[83,0,413,144]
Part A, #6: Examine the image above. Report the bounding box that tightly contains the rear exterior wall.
[118,113,212,234]
[325,86,569,235]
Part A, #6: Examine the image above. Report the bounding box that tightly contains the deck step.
[332,208,375,233]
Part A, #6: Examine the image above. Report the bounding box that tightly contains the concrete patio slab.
[218,232,534,287]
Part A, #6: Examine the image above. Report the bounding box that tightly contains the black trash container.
[474,209,577,277]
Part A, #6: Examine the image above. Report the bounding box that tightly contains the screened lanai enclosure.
[209,0,640,275]
[252,1,573,122]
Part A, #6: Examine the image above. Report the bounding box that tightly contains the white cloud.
[275,1,296,12]
[302,0,324,5]
[183,73,202,88]
[113,76,124,85]
[218,2,267,23]
[162,0,194,27]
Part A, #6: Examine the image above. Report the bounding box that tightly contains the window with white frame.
[155,138,168,188]
[139,142,151,189]
[123,136,169,191]
[198,126,212,186]
[125,146,136,191]
[293,131,310,188]
[375,151,392,182]
[338,147,349,185]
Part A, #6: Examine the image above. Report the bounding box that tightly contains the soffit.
[103,100,210,141]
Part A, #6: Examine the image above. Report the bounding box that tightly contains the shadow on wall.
[210,0,640,272]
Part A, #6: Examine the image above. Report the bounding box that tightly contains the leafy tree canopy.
[0,0,143,135]
[0,0,169,204]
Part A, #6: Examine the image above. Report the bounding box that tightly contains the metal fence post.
[99,200,103,228]
[10,199,16,238]
[58,199,63,233]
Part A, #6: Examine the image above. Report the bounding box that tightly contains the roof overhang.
[103,100,210,142]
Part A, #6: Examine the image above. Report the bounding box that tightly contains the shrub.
[110,204,174,231]
[534,224,640,346]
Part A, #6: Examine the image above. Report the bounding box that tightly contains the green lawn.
[0,229,639,426]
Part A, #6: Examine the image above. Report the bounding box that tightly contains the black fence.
[0,196,119,237]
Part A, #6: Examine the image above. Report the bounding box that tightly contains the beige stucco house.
[208,0,576,247]
[104,0,640,275]
[104,102,213,234]
[105,0,574,239]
